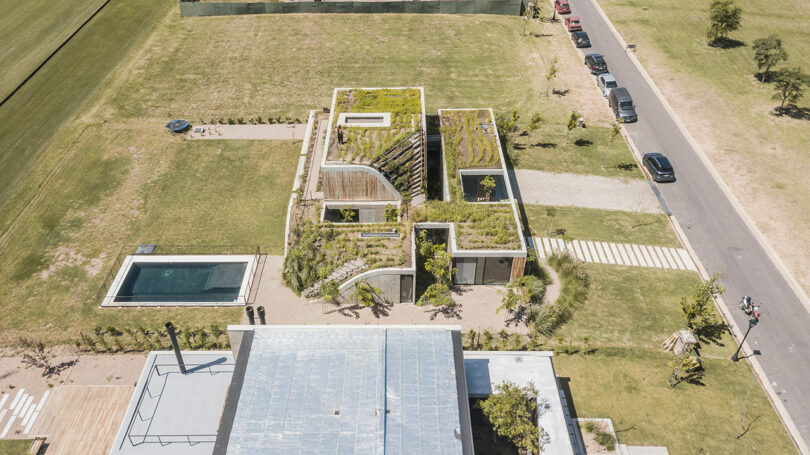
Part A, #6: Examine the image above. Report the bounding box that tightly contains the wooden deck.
[30,385,133,455]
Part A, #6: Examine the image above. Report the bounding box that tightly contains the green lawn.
[524,204,681,247]
[600,0,810,295]
[0,0,107,100]
[0,439,32,455]
[510,125,643,179]
[555,349,796,454]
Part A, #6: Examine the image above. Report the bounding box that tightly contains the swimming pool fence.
[180,0,527,17]
[96,244,261,306]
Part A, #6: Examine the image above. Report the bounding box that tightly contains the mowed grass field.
[0,0,107,100]
[599,0,810,295]
[0,11,618,343]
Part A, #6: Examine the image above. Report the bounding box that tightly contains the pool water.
[115,262,248,302]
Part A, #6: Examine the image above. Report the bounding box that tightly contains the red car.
[565,16,582,31]
[555,0,571,14]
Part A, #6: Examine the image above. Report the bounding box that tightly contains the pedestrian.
[337,126,344,145]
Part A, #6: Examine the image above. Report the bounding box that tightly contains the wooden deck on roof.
[29,385,133,455]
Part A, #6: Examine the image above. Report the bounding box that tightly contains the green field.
[524,204,681,247]
[510,124,643,179]
[0,439,32,455]
[0,0,107,100]
[600,0,810,294]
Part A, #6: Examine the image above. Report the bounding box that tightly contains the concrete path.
[570,0,810,446]
[513,169,661,213]
[187,124,306,140]
[304,114,328,200]
[536,236,696,271]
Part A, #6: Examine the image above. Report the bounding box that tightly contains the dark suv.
[571,31,591,48]
[643,153,676,182]
[584,54,608,74]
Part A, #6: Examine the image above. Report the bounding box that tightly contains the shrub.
[594,430,616,451]
[227,117,235,125]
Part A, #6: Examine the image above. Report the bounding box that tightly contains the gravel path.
[512,169,662,214]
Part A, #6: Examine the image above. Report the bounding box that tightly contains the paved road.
[568,0,810,448]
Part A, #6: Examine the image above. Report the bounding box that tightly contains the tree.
[340,206,355,223]
[498,275,547,314]
[566,110,582,137]
[680,271,725,335]
[527,113,544,136]
[480,175,496,201]
[771,66,810,107]
[496,110,520,142]
[752,35,788,82]
[545,58,558,96]
[706,0,742,45]
[418,231,454,285]
[319,279,340,304]
[384,203,398,222]
[417,282,455,307]
[480,381,543,455]
[355,280,381,307]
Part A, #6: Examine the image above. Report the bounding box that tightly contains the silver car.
[597,73,618,98]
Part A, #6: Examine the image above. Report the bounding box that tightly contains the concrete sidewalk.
[188,124,306,140]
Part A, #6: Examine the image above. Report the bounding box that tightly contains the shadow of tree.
[709,37,746,49]
[695,321,729,346]
[617,162,638,171]
[574,138,593,147]
[426,303,463,320]
[735,416,761,439]
[773,104,810,120]
[530,32,554,38]
[552,88,570,96]
[533,142,557,148]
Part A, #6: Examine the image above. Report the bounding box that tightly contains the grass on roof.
[441,109,501,171]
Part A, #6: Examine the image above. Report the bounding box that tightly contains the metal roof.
[221,327,468,455]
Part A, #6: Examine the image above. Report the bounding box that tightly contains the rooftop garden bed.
[440,109,501,171]
[327,88,422,164]
[283,219,410,294]
[420,201,522,250]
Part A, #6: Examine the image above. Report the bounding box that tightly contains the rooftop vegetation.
[417,201,522,250]
[440,109,501,172]
[329,88,422,163]
[283,219,409,294]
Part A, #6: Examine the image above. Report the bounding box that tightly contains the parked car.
[643,153,676,182]
[571,31,591,48]
[555,0,571,14]
[584,54,608,74]
[608,87,637,122]
[597,73,618,98]
[565,16,582,32]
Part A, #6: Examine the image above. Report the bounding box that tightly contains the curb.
[583,0,809,451]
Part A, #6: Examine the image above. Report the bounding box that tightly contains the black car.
[584,54,608,74]
[571,31,591,48]
[643,153,676,182]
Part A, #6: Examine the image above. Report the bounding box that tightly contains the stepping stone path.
[535,237,696,271]
[302,259,368,298]
[0,389,50,438]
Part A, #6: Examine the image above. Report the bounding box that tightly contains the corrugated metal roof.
[225,327,464,455]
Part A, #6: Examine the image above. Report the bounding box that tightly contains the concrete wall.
[180,0,525,17]
[321,167,401,201]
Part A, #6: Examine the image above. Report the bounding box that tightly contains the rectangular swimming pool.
[102,255,257,307]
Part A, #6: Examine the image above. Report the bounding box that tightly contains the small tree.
[527,113,543,137]
[355,280,380,307]
[545,207,557,236]
[603,122,622,169]
[545,58,558,96]
[680,272,725,335]
[418,231,454,285]
[480,381,543,455]
[480,175,496,201]
[498,275,547,314]
[384,203,398,222]
[752,35,788,82]
[771,66,810,107]
[496,110,520,142]
[339,206,355,223]
[566,111,582,138]
[319,279,340,304]
[417,282,455,307]
[706,0,742,45]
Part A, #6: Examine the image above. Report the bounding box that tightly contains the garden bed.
[440,109,501,171]
[327,88,423,164]
[424,201,521,250]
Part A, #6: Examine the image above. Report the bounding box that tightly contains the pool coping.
[100,254,258,307]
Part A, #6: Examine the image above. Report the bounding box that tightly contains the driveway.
[567,0,810,447]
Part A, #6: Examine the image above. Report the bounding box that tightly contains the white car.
[597,73,619,98]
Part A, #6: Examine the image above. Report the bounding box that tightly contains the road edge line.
[583,0,810,317]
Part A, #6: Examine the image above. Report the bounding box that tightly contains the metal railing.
[97,244,261,306]
[122,362,235,448]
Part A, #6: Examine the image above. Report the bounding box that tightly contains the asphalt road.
[566,0,810,448]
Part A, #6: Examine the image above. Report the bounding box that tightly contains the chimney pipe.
[257,306,266,325]
[165,322,186,375]
[245,306,255,325]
